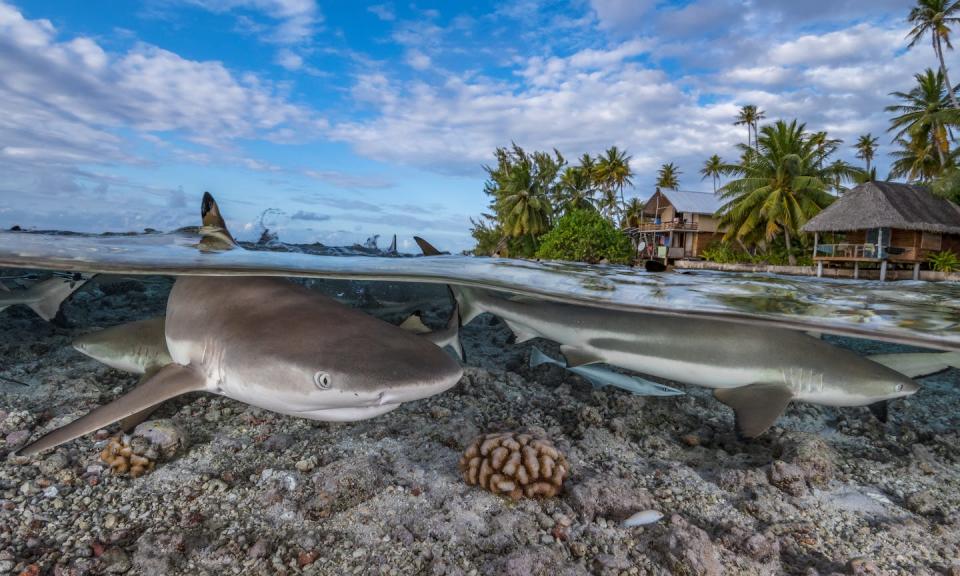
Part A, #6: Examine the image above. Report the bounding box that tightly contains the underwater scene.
[0,195,959,576]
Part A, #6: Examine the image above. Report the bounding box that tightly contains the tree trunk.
[784,228,796,266]
[937,36,960,109]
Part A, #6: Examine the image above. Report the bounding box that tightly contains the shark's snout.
[380,357,463,405]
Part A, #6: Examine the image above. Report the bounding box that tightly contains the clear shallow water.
[0,229,959,350]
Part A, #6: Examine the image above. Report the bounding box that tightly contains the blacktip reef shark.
[17,195,463,456]
[413,237,959,437]
[529,347,684,397]
[0,273,88,321]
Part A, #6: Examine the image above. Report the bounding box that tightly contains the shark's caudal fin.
[0,276,88,321]
[714,383,794,439]
[868,352,960,378]
[16,364,207,456]
[199,191,237,249]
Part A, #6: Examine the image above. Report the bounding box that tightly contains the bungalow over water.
[624,189,722,260]
[802,182,960,281]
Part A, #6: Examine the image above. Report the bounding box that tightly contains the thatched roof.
[802,182,960,235]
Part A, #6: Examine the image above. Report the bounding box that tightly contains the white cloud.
[184,0,320,44]
[368,3,395,22]
[275,48,303,70]
[405,49,432,71]
[769,24,905,66]
[589,0,656,33]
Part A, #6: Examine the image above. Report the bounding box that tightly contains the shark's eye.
[896,383,904,392]
[313,371,332,390]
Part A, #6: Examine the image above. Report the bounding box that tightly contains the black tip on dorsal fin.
[414,236,442,256]
[199,191,236,246]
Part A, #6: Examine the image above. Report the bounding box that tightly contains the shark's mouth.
[297,403,401,422]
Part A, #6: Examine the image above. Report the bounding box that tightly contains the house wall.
[942,233,960,254]
[694,214,720,233]
[692,231,722,256]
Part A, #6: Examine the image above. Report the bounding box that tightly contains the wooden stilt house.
[801,182,960,280]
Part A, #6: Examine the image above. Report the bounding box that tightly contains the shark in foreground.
[0,274,88,321]
[17,197,463,456]
[413,237,952,437]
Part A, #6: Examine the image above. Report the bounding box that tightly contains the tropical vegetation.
[470,0,960,268]
[535,209,633,264]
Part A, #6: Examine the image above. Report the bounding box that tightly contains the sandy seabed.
[0,273,958,576]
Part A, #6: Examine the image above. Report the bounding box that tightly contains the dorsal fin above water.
[714,383,794,439]
[560,345,603,367]
[414,236,442,256]
[199,192,237,249]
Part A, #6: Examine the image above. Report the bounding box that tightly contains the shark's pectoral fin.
[560,345,604,367]
[17,364,207,456]
[117,367,167,431]
[714,383,794,439]
[868,352,960,378]
[530,347,563,369]
[868,401,889,423]
[24,277,88,321]
[399,312,432,334]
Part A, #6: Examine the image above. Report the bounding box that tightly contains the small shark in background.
[412,237,956,438]
[529,347,684,396]
[17,195,463,456]
[0,274,88,321]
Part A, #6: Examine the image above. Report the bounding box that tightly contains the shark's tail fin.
[24,276,88,321]
[444,286,464,362]
[199,191,237,249]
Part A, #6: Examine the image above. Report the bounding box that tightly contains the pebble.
[5,429,30,447]
[100,547,131,573]
[38,452,68,475]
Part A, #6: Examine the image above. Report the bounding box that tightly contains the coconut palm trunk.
[784,228,796,266]
[935,34,960,109]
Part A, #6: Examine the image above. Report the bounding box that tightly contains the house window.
[921,232,943,251]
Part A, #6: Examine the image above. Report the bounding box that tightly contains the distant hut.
[801,182,960,280]
[623,190,723,261]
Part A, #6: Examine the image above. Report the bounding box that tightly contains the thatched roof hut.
[802,182,960,235]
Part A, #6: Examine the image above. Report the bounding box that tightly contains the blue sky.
[0,0,950,252]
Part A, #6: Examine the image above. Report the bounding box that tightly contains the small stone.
[263,433,294,452]
[767,461,808,497]
[5,429,30,447]
[569,542,587,557]
[681,434,700,447]
[298,550,319,567]
[247,538,270,559]
[295,457,317,472]
[42,486,59,498]
[100,547,131,573]
[847,557,880,575]
[38,452,69,475]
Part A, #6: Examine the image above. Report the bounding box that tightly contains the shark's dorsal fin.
[20,276,88,321]
[414,236,442,256]
[714,383,794,439]
[199,192,237,249]
[16,364,207,456]
[560,345,603,367]
[399,312,432,335]
[388,234,397,253]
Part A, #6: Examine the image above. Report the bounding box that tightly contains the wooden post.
[813,233,819,260]
[880,259,888,282]
[913,262,921,281]
[854,261,859,279]
[817,261,823,278]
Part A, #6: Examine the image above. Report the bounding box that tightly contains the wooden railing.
[815,244,918,261]
[631,221,699,232]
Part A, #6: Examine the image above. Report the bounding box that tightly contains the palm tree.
[854,134,880,173]
[808,131,843,169]
[594,146,634,219]
[888,133,947,181]
[623,197,646,228]
[700,155,723,192]
[717,120,856,265]
[734,105,766,150]
[556,166,596,214]
[656,162,681,190]
[886,68,959,168]
[498,160,552,242]
[907,0,960,109]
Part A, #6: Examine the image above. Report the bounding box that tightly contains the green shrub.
[535,209,632,264]
[928,250,960,273]
[700,241,813,267]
